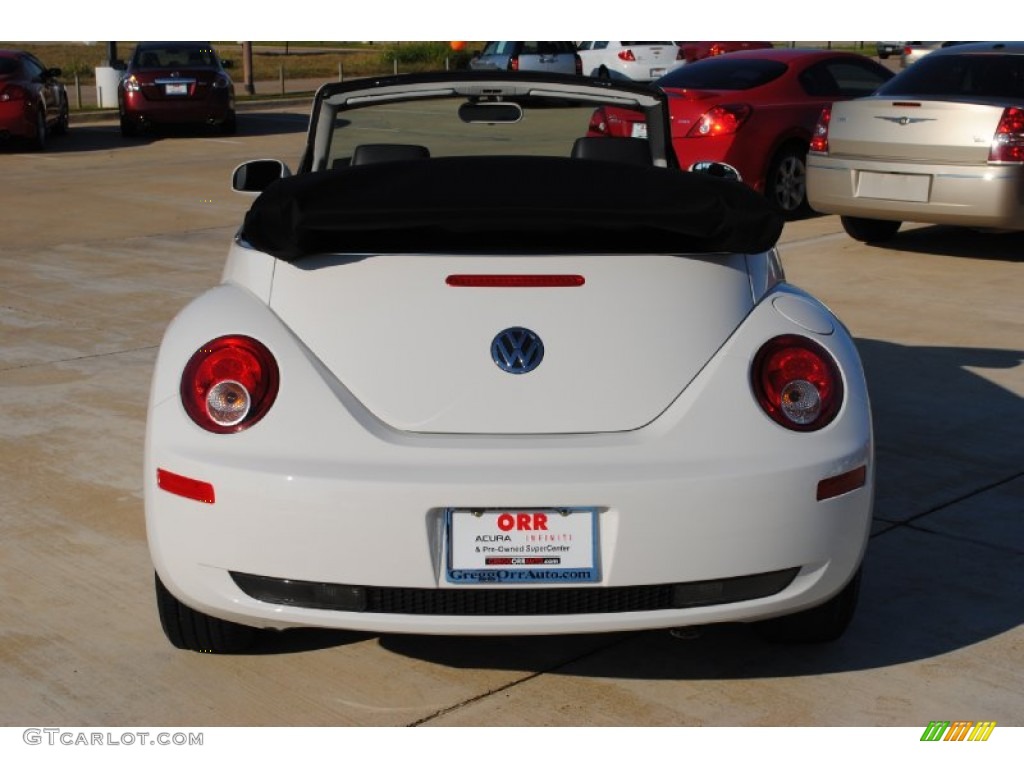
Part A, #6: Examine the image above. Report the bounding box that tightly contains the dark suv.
[117,41,236,137]
[469,42,582,76]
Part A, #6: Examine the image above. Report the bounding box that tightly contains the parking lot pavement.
[0,112,1021,727]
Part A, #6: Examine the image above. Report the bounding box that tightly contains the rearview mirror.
[458,101,523,124]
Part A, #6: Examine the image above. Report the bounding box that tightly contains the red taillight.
[675,46,685,61]
[685,104,751,137]
[709,44,725,57]
[810,106,831,153]
[752,335,843,431]
[989,106,1024,162]
[588,107,609,135]
[574,53,583,76]
[0,83,28,102]
[180,335,279,434]
[509,55,519,72]
[447,274,585,288]
[617,49,637,62]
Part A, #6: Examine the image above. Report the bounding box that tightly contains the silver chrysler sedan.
[807,41,1024,242]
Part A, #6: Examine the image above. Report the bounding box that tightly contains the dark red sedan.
[0,49,69,150]
[588,49,893,216]
[117,41,236,137]
[676,41,773,63]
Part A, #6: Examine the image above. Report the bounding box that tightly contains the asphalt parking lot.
[0,105,1021,728]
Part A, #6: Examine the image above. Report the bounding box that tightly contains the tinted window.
[134,44,219,68]
[800,59,892,98]
[879,54,1024,98]
[657,58,787,90]
[20,55,44,79]
[482,42,517,56]
[0,57,19,76]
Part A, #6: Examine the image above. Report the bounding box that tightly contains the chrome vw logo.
[491,327,544,374]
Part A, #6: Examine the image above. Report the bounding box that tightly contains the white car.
[577,41,683,82]
[146,71,874,653]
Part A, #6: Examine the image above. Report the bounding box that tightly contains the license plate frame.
[445,507,599,584]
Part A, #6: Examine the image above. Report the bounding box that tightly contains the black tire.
[220,110,237,135]
[766,144,809,218]
[52,98,69,136]
[756,567,862,643]
[840,215,902,243]
[119,116,138,138]
[879,52,890,60]
[31,109,47,151]
[155,572,259,653]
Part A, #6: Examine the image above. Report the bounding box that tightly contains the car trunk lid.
[826,98,1008,164]
[138,68,216,101]
[267,253,754,434]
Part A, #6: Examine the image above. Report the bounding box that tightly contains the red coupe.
[588,49,893,216]
[0,49,69,150]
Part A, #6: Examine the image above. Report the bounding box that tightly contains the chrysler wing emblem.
[875,116,936,126]
[491,327,544,374]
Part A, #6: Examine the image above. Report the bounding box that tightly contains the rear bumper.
[808,154,1024,229]
[146,282,874,636]
[121,90,234,125]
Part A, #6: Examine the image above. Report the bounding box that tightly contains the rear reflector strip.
[446,274,585,288]
[816,465,868,501]
[157,468,216,504]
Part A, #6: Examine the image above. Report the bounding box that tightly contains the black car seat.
[571,137,652,166]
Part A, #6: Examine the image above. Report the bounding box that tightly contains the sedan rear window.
[134,45,218,68]
[657,58,787,90]
[879,54,1024,98]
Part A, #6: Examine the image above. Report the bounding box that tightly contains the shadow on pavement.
[866,224,1024,262]
[0,111,310,154]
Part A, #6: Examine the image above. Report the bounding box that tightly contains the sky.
[8,2,1008,43]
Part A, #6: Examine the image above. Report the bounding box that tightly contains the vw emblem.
[491,327,544,374]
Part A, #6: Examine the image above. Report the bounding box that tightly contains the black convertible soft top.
[241,156,783,261]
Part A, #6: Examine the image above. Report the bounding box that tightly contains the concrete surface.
[0,107,1020,728]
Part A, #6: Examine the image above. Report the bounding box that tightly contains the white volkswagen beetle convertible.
[145,72,873,652]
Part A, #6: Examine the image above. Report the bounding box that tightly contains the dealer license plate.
[164,83,188,96]
[856,171,930,202]
[631,122,648,139]
[446,507,599,584]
